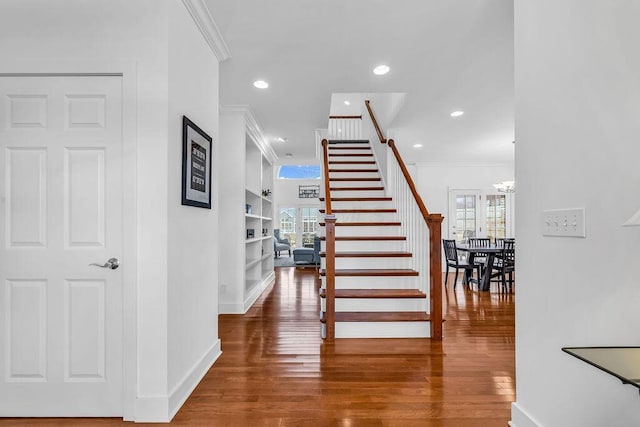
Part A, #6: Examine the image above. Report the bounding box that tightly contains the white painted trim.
[0,61,139,421]
[168,340,222,421]
[181,0,231,62]
[134,395,169,423]
[510,402,542,427]
[219,273,275,314]
[221,105,278,164]
[244,272,275,312]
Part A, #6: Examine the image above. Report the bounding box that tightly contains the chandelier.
[493,180,515,193]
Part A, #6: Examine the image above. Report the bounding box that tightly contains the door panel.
[0,76,123,416]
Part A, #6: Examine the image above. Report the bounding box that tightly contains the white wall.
[167,0,220,418]
[513,1,640,426]
[0,0,222,421]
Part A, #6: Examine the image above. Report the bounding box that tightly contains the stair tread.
[330,186,384,191]
[319,236,406,241]
[319,269,419,276]
[322,311,430,322]
[319,251,412,258]
[319,209,396,213]
[328,146,371,150]
[328,140,370,144]
[320,289,426,298]
[319,221,401,226]
[320,197,392,202]
[329,153,374,157]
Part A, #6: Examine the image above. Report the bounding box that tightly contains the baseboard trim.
[168,339,222,421]
[134,395,170,423]
[510,401,542,427]
[134,340,222,422]
[244,272,274,312]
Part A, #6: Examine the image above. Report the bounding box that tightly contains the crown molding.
[220,105,278,163]
[181,0,231,62]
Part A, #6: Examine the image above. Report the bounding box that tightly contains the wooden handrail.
[329,115,362,119]
[387,139,430,220]
[364,100,386,144]
[321,139,332,215]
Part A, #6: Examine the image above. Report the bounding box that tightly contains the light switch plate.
[542,208,586,237]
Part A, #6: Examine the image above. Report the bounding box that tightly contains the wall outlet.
[542,208,586,238]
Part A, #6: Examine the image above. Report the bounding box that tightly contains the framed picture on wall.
[182,116,213,209]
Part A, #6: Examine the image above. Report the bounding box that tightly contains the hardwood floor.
[0,269,514,426]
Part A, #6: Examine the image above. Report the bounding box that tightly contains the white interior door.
[0,76,123,416]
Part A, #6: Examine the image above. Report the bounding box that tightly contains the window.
[449,189,512,242]
[485,195,507,241]
[278,165,321,180]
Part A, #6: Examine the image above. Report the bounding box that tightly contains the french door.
[448,189,513,243]
[278,205,320,248]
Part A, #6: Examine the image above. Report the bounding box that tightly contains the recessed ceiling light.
[373,65,390,75]
[344,100,351,106]
[413,143,423,148]
[253,80,269,89]
[275,137,286,143]
[450,110,464,117]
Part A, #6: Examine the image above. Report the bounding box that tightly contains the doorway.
[278,205,320,248]
[0,75,125,416]
[448,189,513,243]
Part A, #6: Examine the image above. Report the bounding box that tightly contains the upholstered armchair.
[273,229,291,257]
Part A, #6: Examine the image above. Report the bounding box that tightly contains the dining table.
[455,244,504,292]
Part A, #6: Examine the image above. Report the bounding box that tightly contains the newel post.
[427,213,444,340]
[324,214,337,341]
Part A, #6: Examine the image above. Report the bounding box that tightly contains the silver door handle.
[89,257,119,270]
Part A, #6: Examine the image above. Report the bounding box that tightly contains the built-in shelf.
[562,347,640,394]
[219,108,275,314]
[246,258,261,270]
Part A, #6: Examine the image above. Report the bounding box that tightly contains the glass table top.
[562,347,640,392]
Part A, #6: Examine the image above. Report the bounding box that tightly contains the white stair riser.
[328,190,386,198]
[330,180,383,188]
[327,201,394,210]
[321,240,407,252]
[322,257,413,270]
[333,321,431,338]
[329,171,379,179]
[327,150,373,155]
[329,212,397,222]
[321,276,421,289]
[321,298,428,312]
[327,163,377,170]
[327,225,402,236]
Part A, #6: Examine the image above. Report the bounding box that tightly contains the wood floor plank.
[0,269,515,426]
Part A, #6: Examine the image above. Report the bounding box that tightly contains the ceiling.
[205,0,514,164]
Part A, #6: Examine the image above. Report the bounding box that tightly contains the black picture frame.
[182,116,213,209]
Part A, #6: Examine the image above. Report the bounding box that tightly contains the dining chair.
[442,239,474,290]
[468,238,491,280]
[490,240,515,292]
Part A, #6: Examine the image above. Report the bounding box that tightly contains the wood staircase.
[318,139,433,338]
